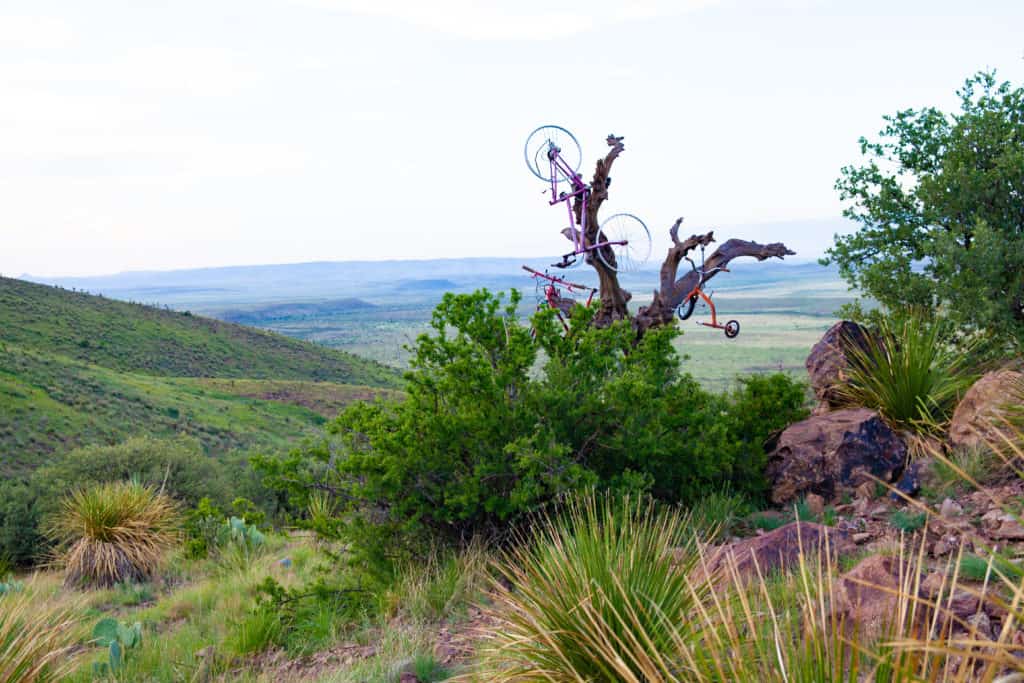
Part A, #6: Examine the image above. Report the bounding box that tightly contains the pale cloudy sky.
[2,0,1022,276]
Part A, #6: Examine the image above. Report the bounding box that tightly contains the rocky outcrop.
[830,555,911,639]
[948,369,1023,449]
[697,522,852,585]
[805,320,871,408]
[766,408,907,504]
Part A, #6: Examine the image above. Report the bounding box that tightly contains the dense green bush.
[825,71,1024,350]
[255,289,807,568]
[0,435,259,566]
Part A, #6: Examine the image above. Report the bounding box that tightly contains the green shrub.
[0,435,243,567]
[838,311,978,435]
[45,480,180,588]
[255,289,807,568]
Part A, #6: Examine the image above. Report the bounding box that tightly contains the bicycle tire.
[595,213,651,273]
[676,294,698,321]
[524,125,582,182]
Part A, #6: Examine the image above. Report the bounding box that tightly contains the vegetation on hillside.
[0,276,399,386]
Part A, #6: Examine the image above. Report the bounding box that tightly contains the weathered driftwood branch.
[561,134,795,337]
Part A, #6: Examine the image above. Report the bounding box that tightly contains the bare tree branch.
[556,133,796,337]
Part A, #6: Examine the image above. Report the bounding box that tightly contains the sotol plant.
[838,312,978,436]
[46,480,180,587]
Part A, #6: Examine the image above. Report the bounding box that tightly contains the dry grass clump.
[46,480,180,588]
[0,589,81,682]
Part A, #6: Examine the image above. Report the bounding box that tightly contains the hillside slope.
[0,276,400,387]
[0,342,400,474]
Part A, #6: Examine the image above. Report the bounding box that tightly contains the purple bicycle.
[524,125,651,272]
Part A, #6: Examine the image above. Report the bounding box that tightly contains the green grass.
[0,276,400,386]
[0,343,391,474]
[888,509,927,533]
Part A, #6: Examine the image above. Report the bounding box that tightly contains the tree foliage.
[254,290,807,566]
[824,71,1024,348]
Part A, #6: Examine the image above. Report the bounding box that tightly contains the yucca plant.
[838,312,978,435]
[46,480,180,588]
[473,491,957,682]
[476,492,709,681]
[0,591,81,682]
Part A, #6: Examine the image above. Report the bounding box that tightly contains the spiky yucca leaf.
[0,590,81,682]
[838,313,977,435]
[476,493,707,682]
[46,480,180,588]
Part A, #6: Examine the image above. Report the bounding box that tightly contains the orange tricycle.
[675,245,740,339]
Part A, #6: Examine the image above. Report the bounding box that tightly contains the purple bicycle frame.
[543,143,626,266]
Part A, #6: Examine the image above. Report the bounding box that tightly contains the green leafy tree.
[824,71,1024,349]
[254,289,807,570]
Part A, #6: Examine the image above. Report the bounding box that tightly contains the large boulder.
[766,408,907,504]
[806,320,872,408]
[948,369,1023,449]
[829,554,922,640]
[695,522,852,585]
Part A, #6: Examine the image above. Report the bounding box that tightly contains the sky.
[2,0,1023,277]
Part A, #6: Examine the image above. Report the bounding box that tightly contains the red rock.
[805,320,872,407]
[831,554,922,640]
[696,522,852,585]
[948,370,1023,449]
[766,408,907,504]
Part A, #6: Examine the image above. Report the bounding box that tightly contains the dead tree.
[566,134,795,338]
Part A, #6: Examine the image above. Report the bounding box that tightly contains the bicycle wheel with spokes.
[524,125,582,183]
[595,213,651,273]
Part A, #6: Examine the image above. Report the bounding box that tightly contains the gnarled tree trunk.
[563,134,795,337]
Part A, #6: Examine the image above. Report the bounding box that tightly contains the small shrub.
[932,444,995,493]
[889,509,927,533]
[45,480,180,588]
[689,487,749,541]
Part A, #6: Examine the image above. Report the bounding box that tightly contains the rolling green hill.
[0,277,402,474]
[0,276,400,386]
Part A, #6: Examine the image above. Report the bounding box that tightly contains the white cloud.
[291,0,720,40]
